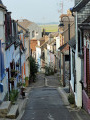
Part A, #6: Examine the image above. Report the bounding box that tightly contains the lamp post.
[58,15,71,89]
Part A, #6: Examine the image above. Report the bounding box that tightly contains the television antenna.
[57,1,63,15]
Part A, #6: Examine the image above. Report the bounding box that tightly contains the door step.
[7,105,19,119]
[0,101,11,118]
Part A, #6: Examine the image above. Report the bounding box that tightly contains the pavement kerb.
[57,87,69,106]
[16,87,32,120]
[0,87,31,120]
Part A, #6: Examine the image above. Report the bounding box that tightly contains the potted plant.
[9,77,14,83]
[19,74,22,78]
[16,63,19,67]
[15,70,19,77]
[17,82,22,87]
[10,89,19,104]
[25,77,29,87]
[11,69,16,77]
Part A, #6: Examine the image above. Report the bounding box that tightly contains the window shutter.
[1,52,4,79]
[0,41,1,81]
[24,63,26,76]
[0,40,5,80]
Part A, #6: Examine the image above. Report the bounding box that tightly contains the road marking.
[75,113,83,120]
[48,113,54,120]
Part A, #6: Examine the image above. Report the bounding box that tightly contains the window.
[36,32,38,35]
[65,55,70,61]
[0,40,5,81]
[32,30,35,38]
[78,31,80,52]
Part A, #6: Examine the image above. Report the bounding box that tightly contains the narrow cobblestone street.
[20,73,82,120]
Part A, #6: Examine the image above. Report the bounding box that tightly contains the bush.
[28,56,38,82]
[25,77,29,81]
[45,65,54,76]
[68,94,75,104]
[22,83,26,87]
[10,89,18,104]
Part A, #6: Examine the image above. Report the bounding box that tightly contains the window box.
[9,77,14,83]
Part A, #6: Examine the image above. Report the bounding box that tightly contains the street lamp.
[58,15,71,88]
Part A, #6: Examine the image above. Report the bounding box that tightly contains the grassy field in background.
[39,24,58,32]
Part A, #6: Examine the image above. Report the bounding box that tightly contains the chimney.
[0,0,6,10]
[45,35,49,42]
[0,0,3,5]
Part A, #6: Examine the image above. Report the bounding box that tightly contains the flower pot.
[25,80,29,87]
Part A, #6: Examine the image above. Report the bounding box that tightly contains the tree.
[29,56,38,82]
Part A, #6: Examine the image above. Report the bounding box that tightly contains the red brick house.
[30,39,37,59]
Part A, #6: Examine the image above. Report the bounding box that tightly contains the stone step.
[0,101,11,118]
[7,105,19,119]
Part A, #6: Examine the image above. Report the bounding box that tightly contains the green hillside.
[40,24,58,32]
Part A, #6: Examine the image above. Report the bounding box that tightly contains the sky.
[2,0,74,23]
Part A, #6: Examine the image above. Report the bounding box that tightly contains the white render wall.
[45,49,48,65]
[70,48,82,107]
[70,49,74,91]
[36,47,41,71]
[75,54,82,107]
[70,12,82,107]
[28,23,42,40]
[56,37,60,51]
[47,44,50,66]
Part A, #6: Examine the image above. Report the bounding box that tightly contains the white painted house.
[36,37,45,71]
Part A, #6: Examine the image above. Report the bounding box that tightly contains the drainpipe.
[19,47,21,74]
[76,12,78,54]
[78,28,82,54]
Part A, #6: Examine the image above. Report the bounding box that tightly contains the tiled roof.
[18,19,33,29]
[58,43,67,51]
[39,37,45,41]
[17,22,29,32]
[61,44,69,53]
[71,0,90,12]
[48,32,59,39]
[83,16,90,23]
[78,16,90,29]
[0,0,6,10]
[54,32,59,37]
[30,39,37,41]
[58,43,69,53]
[68,37,76,49]
[49,39,56,45]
